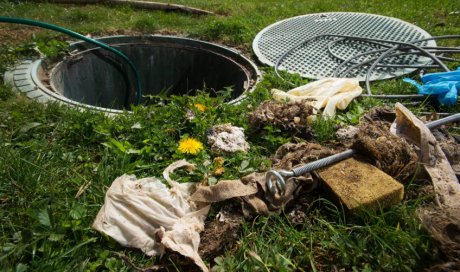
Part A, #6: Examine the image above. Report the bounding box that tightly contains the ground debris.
[192,142,335,219]
[335,125,359,142]
[391,103,460,209]
[433,128,460,177]
[207,124,250,153]
[353,110,418,180]
[93,160,210,272]
[272,142,338,170]
[390,103,460,270]
[420,206,460,271]
[198,203,244,261]
[361,106,396,123]
[248,100,314,135]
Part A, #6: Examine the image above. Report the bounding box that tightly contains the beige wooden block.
[317,158,404,212]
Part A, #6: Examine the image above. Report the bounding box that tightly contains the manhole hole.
[253,12,436,81]
[5,35,260,113]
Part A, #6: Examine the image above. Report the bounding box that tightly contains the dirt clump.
[353,118,418,181]
[361,106,396,123]
[207,124,250,153]
[272,142,339,169]
[420,206,460,271]
[248,100,314,135]
[432,128,460,177]
[198,203,244,261]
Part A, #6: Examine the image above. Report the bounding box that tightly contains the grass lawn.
[1,0,460,271]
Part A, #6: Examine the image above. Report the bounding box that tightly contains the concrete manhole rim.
[4,35,261,114]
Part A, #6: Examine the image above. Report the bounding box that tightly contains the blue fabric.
[403,68,460,106]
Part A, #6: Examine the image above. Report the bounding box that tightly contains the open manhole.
[4,35,260,113]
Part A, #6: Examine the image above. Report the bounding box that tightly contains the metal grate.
[253,12,436,81]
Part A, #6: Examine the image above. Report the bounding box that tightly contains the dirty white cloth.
[271,78,362,117]
[92,160,210,272]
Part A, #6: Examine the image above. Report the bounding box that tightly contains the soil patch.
[198,203,244,260]
[0,25,43,45]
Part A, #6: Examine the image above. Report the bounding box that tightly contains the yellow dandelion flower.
[178,137,204,155]
[194,103,207,112]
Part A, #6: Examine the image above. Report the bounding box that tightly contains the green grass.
[1,0,460,271]
[214,200,432,271]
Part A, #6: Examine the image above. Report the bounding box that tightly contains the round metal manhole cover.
[253,12,436,81]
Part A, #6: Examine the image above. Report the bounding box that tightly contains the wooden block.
[317,158,404,212]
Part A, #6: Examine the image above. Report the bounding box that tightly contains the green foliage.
[337,101,366,125]
[257,68,309,91]
[197,18,253,44]
[67,8,92,24]
[312,117,336,143]
[0,42,36,75]
[35,39,69,60]
[0,84,14,101]
[215,200,432,271]
[132,15,159,32]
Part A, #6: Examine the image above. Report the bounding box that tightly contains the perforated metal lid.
[253,12,436,81]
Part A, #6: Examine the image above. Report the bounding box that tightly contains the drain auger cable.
[0,16,143,105]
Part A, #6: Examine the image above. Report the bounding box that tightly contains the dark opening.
[50,36,258,110]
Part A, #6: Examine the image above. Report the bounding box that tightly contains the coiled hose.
[0,16,143,105]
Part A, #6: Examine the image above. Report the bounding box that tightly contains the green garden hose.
[0,16,143,105]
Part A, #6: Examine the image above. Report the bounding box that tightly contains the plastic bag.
[271,78,362,117]
[403,68,460,106]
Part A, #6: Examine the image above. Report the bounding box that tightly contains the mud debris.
[248,100,314,135]
[433,128,460,177]
[420,206,460,271]
[272,142,339,170]
[353,118,418,180]
[198,204,244,260]
[336,125,359,142]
